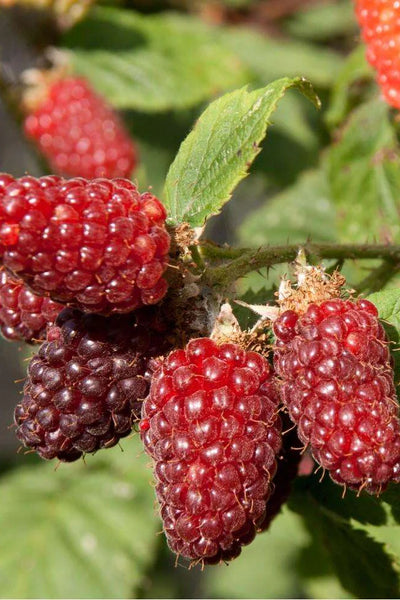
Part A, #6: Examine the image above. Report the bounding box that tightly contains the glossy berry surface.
[15,307,170,461]
[274,298,400,494]
[0,174,170,314]
[24,77,137,179]
[141,338,282,563]
[0,269,62,343]
[355,0,400,108]
[259,414,302,532]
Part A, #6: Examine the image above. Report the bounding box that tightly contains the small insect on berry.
[0,174,170,315]
[141,337,282,564]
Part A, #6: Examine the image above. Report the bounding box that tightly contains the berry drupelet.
[15,307,170,462]
[141,337,282,564]
[24,76,137,179]
[0,174,170,314]
[274,297,400,494]
[0,269,62,343]
[355,0,400,109]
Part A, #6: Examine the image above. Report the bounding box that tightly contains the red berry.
[24,77,137,179]
[15,307,170,461]
[0,174,170,314]
[141,338,282,563]
[258,413,302,532]
[355,0,400,108]
[274,297,400,494]
[0,269,62,343]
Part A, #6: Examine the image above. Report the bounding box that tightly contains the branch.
[200,242,400,287]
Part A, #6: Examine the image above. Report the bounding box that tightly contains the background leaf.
[326,45,374,129]
[326,99,400,243]
[222,28,343,89]
[290,475,400,599]
[163,77,319,227]
[63,8,248,112]
[238,169,336,247]
[284,0,357,42]
[0,437,158,599]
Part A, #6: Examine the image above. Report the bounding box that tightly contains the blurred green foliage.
[2,0,400,598]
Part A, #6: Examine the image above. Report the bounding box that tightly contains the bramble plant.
[2,0,400,598]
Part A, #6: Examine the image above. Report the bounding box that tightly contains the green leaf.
[222,28,343,89]
[290,476,400,598]
[326,98,400,243]
[63,8,247,111]
[238,169,336,247]
[368,289,400,333]
[0,438,158,599]
[205,508,309,599]
[163,78,319,227]
[367,289,400,383]
[326,45,374,128]
[284,0,357,42]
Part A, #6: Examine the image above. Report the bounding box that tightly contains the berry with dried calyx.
[141,337,282,564]
[273,267,400,495]
[24,75,137,179]
[15,306,171,461]
[0,174,170,315]
[0,269,62,343]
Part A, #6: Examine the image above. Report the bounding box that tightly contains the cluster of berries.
[0,168,399,565]
[355,0,400,109]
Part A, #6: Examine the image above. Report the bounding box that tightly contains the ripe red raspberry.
[0,269,62,343]
[24,76,137,179]
[274,297,400,494]
[0,174,170,314]
[355,0,400,108]
[15,306,170,462]
[140,338,282,564]
[258,414,302,532]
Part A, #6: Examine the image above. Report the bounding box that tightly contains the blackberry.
[15,307,170,461]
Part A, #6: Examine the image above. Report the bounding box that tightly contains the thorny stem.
[200,242,400,288]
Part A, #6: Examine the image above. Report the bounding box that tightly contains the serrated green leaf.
[0,438,158,599]
[63,8,247,112]
[367,289,400,383]
[326,98,400,243]
[368,289,400,332]
[163,78,319,227]
[290,476,400,598]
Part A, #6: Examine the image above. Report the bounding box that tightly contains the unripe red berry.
[141,338,282,564]
[15,307,171,461]
[0,269,62,343]
[274,297,400,494]
[355,0,400,108]
[0,174,170,315]
[24,76,137,179]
